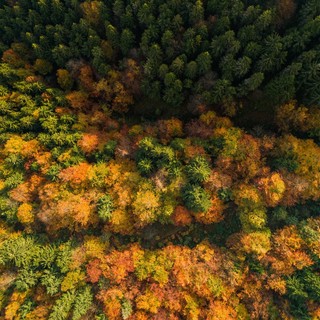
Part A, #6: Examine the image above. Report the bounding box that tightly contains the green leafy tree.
[121,298,133,320]
[185,156,211,184]
[196,51,212,75]
[72,286,93,320]
[286,276,308,301]
[49,291,76,320]
[182,184,211,213]
[97,194,115,222]
[120,29,135,55]
[15,269,39,291]
[185,61,198,79]
[41,270,62,296]
[302,270,320,302]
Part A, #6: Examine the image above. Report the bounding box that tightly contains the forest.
[0,0,319,319]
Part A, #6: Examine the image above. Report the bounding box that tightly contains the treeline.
[1,0,320,113]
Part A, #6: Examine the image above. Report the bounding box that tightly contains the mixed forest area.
[0,0,319,319]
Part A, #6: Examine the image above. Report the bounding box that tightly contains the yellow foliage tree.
[61,270,85,292]
[206,300,237,320]
[132,188,160,226]
[4,291,28,320]
[80,0,102,26]
[233,184,262,209]
[4,136,25,155]
[34,59,52,75]
[56,69,73,91]
[17,203,34,224]
[136,290,162,314]
[257,173,286,207]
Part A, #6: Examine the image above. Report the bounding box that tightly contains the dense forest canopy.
[1,0,320,113]
[0,0,319,319]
